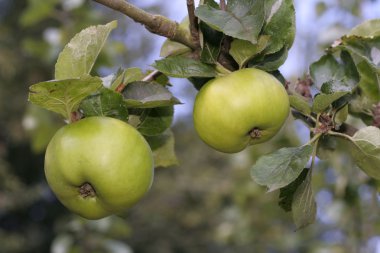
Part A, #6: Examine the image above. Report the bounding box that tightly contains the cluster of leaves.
[27,0,380,230]
[28,0,297,167]
[28,21,179,168]
[154,0,295,85]
[251,19,380,229]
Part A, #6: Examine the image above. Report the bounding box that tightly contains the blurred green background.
[1,0,380,252]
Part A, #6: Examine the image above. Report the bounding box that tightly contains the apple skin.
[44,116,154,220]
[193,68,289,153]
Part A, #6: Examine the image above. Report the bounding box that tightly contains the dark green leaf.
[262,0,296,54]
[188,77,213,90]
[329,36,380,104]
[229,36,269,68]
[199,22,223,64]
[340,36,380,68]
[195,0,265,44]
[355,60,380,102]
[154,73,170,86]
[289,95,311,116]
[251,145,313,192]
[145,130,179,168]
[316,135,338,160]
[153,56,217,78]
[200,0,219,8]
[270,70,287,85]
[55,21,117,80]
[310,54,355,92]
[138,107,173,136]
[279,169,309,212]
[249,46,288,71]
[292,170,316,230]
[340,50,360,85]
[122,81,181,108]
[312,91,349,113]
[28,76,102,119]
[79,88,128,122]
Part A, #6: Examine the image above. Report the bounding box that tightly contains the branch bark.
[187,0,200,47]
[220,0,226,11]
[92,0,196,49]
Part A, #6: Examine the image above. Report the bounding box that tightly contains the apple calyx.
[249,128,262,139]
[79,182,96,198]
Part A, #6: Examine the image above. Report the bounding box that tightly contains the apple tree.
[27,0,380,230]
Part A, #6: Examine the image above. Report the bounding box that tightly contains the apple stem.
[79,182,96,198]
[249,128,262,139]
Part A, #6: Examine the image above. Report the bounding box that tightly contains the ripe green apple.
[193,68,289,153]
[44,116,154,219]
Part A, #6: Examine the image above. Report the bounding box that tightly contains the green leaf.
[251,145,313,192]
[153,72,170,86]
[137,107,173,136]
[353,126,380,145]
[355,60,380,102]
[160,17,191,57]
[199,22,223,64]
[124,68,145,84]
[292,170,316,230]
[122,81,181,108]
[340,36,380,69]
[28,76,102,119]
[332,36,380,103]
[348,19,380,37]
[55,21,118,80]
[195,0,265,44]
[160,40,192,58]
[316,135,338,160]
[153,56,217,78]
[311,91,349,113]
[289,95,311,116]
[107,68,144,90]
[200,0,219,8]
[103,68,125,89]
[334,127,380,180]
[79,88,129,122]
[262,0,296,54]
[249,46,288,71]
[145,130,179,168]
[229,36,270,68]
[351,127,380,180]
[309,54,355,92]
[278,169,309,212]
[188,77,213,90]
[333,104,349,127]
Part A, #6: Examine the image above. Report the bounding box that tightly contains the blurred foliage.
[1,0,380,253]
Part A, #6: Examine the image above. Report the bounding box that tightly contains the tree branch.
[220,0,226,11]
[92,0,196,49]
[187,0,200,48]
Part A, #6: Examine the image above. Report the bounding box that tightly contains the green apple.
[193,68,289,153]
[44,116,154,219]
